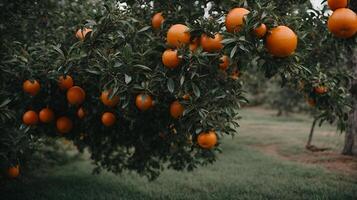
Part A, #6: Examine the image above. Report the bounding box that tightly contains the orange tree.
[1,0,354,180]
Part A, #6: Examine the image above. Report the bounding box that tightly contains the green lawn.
[2,107,357,200]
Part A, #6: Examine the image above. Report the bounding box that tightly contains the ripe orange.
[58,75,74,90]
[101,112,116,127]
[170,100,184,119]
[254,23,267,38]
[230,70,240,80]
[162,49,180,69]
[39,108,54,123]
[100,90,120,107]
[23,80,40,96]
[77,107,85,119]
[307,98,316,107]
[328,8,357,39]
[22,110,38,125]
[167,24,190,47]
[152,12,164,30]
[200,33,223,52]
[67,86,86,105]
[7,165,20,178]
[225,8,250,33]
[219,55,230,70]
[56,117,73,134]
[75,28,92,41]
[328,0,347,11]
[189,37,200,52]
[265,26,298,57]
[197,131,217,149]
[182,93,191,100]
[136,94,153,111]
[314,86,328,94]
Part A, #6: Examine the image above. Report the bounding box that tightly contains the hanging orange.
[197,131,217,149]
[22,110,39,125]
[7,165,20,178]
[200,33,223,52]
[23,80,40,96]
[58,75,74,90]
[162,49,180,69]
[100,90,120,107]
[265,26,298,57]
[77,107,86,119]
[225,8,250,33]
[67,86,86,105]
[56,117,73,134]
[101,112,116,127]
[328,0,348,11]
[219,55,230,70]
[254,23,267,38]
[314,86,328,94]
[39,108,54,123]
[136,94,153,111]
[307,98,316,107]
[75,28,92,41]
[189,37,200,52]
[328,8,357,39]
[170,100,184,119]
[152,12,164,30]
[167,24,190,47]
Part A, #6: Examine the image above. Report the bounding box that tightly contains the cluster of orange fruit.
[22,75,162,132]
[327,0,357,38]
[152,7,298,149]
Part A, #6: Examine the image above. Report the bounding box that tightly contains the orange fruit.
[167,24,190,47]
[328,0,348,11]
[67,86,86,105]
[189,37,200,52]
[225,8,250,33]
[135,94,153,111]
[314,86,328,94]
[75,28,92,41]
[23,80,40,96]
[182,93,191,100]
[170,100,184,119]
[162,49,180,69]
[230,70,240,80]
[101,112,116,127]
[197,131,217,149]
[328,8,357,39]
[100,90,119,107]
[77,107,85,119]
[219,55,230,70]
[265,26,298,57]
[254,23,267,38]
[200,33,223,52]
[39,108,54,123]
[22,110,38,125]
[307,98,316,107]
[152,12,164,30]
[58,75,74,90]
[7,165,20,178]
[56,117,73,134]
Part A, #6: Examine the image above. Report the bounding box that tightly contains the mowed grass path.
[2,107,357,200]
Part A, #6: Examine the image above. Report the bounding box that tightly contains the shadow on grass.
[1,173,152,200]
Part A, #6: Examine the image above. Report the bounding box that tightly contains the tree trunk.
[342,47,357,155]
[306,118,317,148]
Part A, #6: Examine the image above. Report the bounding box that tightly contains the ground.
[1,107,357,200]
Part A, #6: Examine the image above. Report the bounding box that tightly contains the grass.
[1,107,357,200]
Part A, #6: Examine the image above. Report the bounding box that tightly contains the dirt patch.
[252,144,357,176]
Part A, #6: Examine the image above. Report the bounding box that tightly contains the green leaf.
[137,26,151,33]
[192,83,200,98]
[167,78,175,93]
